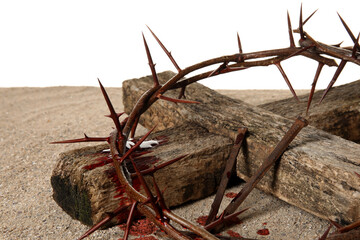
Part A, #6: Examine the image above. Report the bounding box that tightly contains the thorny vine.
[52,5,360,240]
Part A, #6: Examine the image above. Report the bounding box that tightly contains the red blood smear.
[119,218,157,236]
[227,230,243,238]
[134,236,158,240]
[257,228,270,235]
[225,192,238,198]
[196,215,208,226]
[263,222,267,225]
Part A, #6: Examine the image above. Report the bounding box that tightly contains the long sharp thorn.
[77,204,130,240]
[157,94,200,104]
[237,32,244,62]
[147,25,181,72]
[337,13,360,52]
[152,175,168,211]
[50,135,108,144]
[303,9,318,26]
[306,62,324,115]
[319,60,347,104]
[123,202,138,240]
[206,127,247,225]
[355,172,360,178]
[134,155,188,177]
[129,156,161,217]
[351,32,360,58]
[98,79,122,133]
[205,207,250,231]
[275,63,299,102]
[178,86,186,99]
[287,11,295,48]
[318,225,332,240]
[299,4,305,40]
[142,33,160,87]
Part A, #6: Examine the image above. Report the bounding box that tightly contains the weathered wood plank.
[122,71,360,224]
[260,79,360,143]
[51,123,233,226]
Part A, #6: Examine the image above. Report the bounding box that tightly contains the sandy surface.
[0,86,330,240]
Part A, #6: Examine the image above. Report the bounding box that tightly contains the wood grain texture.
[260,79,360,143]
[122,71,360,225]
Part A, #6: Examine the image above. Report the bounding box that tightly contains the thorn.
[306,62,324,115]
[337,13,360,51]
[275,63,300,102]
[151,175,168,211]
[318,225,332,240]
[208,62,228,77]
[237,32,244,62]
[98,79,123,134]
[328,219,342,229]
[319,60,347,104]
[123,202,138,240]
[355,172,360,178]
[299,3,305,40]
[332,41,343,47]
[105,112,124,118]
[303,9,318,26]
[50,135,108,144]
[147,25,181,72]
[287,11,295,48]
[178,86,186,99]
[77,204,130,240]
[351,32,360,58]
[157,94,200,104]
[142,33,160,87]
[133,155,187,177]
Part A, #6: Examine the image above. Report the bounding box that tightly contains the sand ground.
[0,86,331,240]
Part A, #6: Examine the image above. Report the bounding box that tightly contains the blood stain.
[119,218,157,236]
[195,215,208,226]
[134,236,158,240]
[257,228,270,235]
[227,230,243,238]
[225,192,237,198]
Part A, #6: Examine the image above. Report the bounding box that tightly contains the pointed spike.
[134,155,188,177]
[275,63,300,102]
[152,175,168,210]
[236,32,244,63]
[299,4,305,40]
[337,13,359,50]
[208,62,228,78]
[129,156,162,217]
[130,117,139,139]
[318,225,332,240]
[178,86,186,99]
[50,136,108,144]
[303,9,318,26]
[306,62,324,115]
[287,11,295,48]
[77,204,130,240]
[355,172,360,178]
[319,60,347,104]
[328,219,342,229]
[332,41,343,47]
[351,32,360,58]
[123,202,138,240]
[98,79,122,133]
[142,33,160,87]
[157,94,200,104]
[147,25,181,72]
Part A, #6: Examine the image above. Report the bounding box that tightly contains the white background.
[1,0,359,89]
